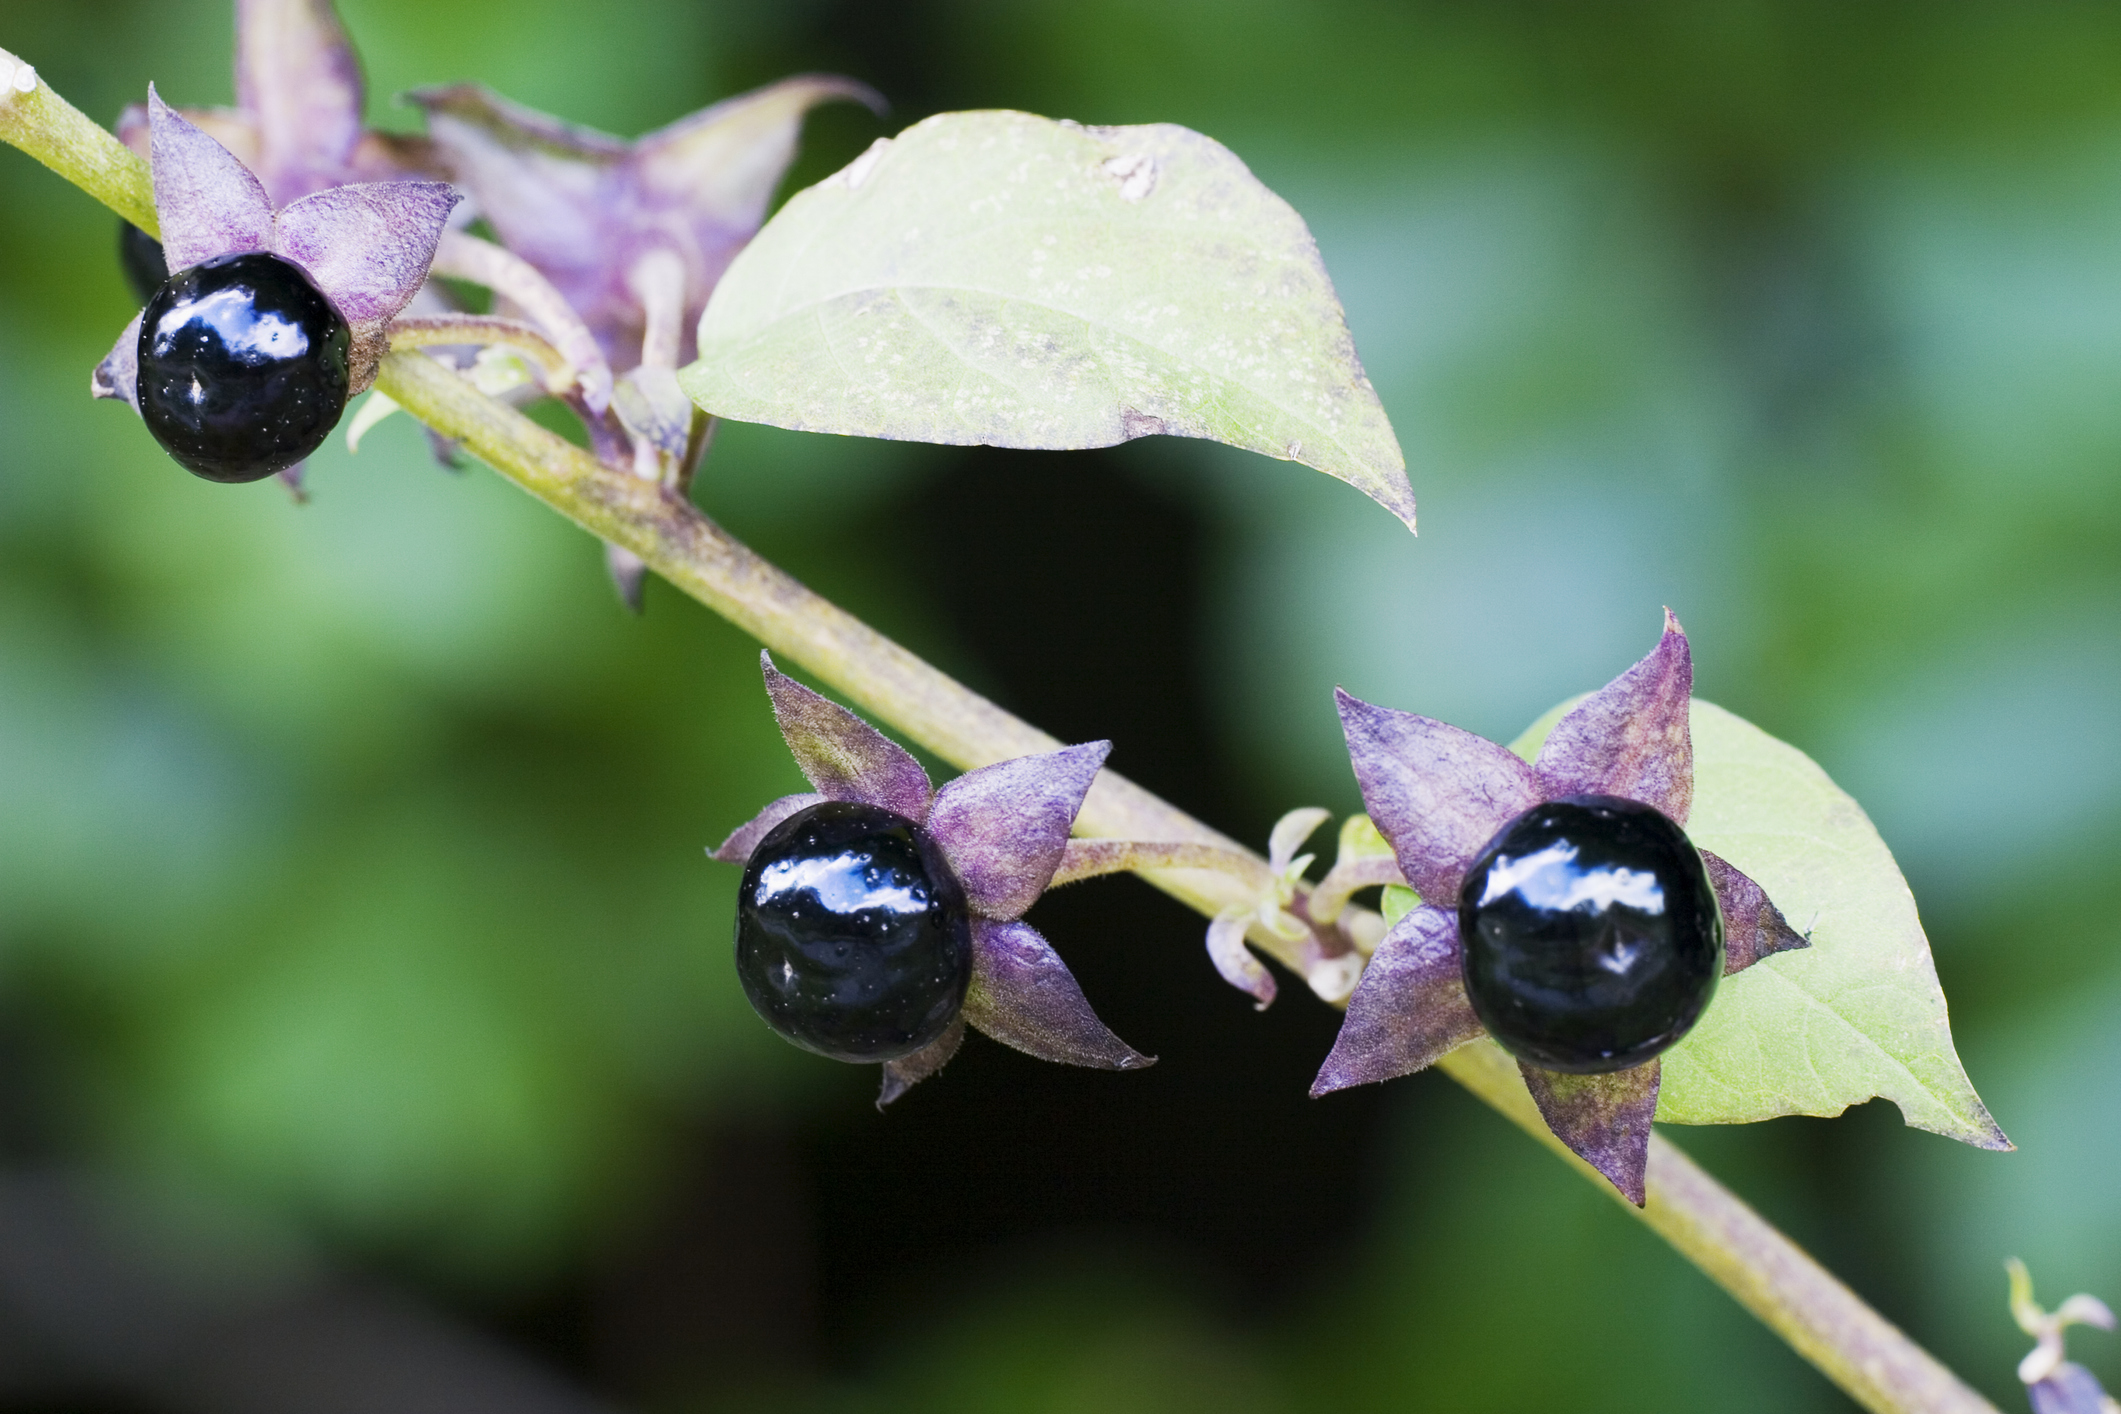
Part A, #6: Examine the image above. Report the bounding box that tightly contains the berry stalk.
[4,91,2003,1414]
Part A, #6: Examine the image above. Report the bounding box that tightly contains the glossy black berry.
[735,800,972,1063]
[118,222,169,306]
[136,251,351,483]
[1459,794,1723,1074]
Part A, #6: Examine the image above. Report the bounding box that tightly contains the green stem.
[6,98,2001,1414]
[0,49,158,236]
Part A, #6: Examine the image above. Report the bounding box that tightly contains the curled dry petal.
[1517,1058,1660,1206]
[1535,608,1694,824]
[614,366,699,469]
[93,313,142,409]
[271,181,459,323]
[149,89,274,269]
[605,543,648,613]
[759,653,932,821]
[235,0,363,201]
[2028,1365,2113,1414]
[962,918,1152,1070]
[926,741,1111,921]
[1700,849,1810,974]
[877,1017,964,1109]
[1311,904,1482,1096]
[710,791,825,864]
[1336,688,1542,902]
[1206,908,1277,1008]
[1267,806,1330,872]
[429,231,613,413]
[1306,852,1404,926]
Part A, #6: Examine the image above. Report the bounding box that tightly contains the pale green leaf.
[1509,698,2007,1147]
[679,110,1414,528]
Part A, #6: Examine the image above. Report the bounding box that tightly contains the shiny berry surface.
[1458,794,1723,1074]
[118,222,169,306]
[136,252,350,483]
[736,800,972,1063]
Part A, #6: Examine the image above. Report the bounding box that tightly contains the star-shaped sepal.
[93,90,458,410]
[1313,611,1809,1204]
[410,75,883,368]
[711,655,1152,1107]
[114,0,438,206]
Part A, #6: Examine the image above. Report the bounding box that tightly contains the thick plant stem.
[1442,1041,1997,1414]
[0,49,159,235]
[373,350,1999,1414]
[371,349,1274,944]
[8,114,2001,1414]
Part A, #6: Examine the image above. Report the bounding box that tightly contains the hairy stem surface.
[7,107,2000,1414]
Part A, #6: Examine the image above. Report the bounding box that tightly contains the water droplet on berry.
[1458,794,1723,1073]
[136,252,350,484]
[736,800,972,1063]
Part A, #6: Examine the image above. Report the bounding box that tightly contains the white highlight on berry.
[1479,841,1665,916]
[756,850,927,916]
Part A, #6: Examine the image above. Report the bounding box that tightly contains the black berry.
[136,252,351,483]
[118,222,169,306]
[1458,794,1723,1074]
[736,800,972,1063]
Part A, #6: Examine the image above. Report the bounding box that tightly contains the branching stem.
[4,95,2002,1414]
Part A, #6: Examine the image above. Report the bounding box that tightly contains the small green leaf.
[1381,884,1420,926]
[1337,811,1396,862]
[680,111,1413,529]
[1509,699,2007,1147]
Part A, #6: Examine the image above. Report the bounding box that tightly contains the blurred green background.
[3,1,2119,1410]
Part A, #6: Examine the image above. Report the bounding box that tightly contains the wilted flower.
[1314,611,1808,1203]
[410,75,881,370]
[2011,1259,2120,1414]
[712,655,1151,1107]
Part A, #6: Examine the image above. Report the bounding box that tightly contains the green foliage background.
[3,1,2118,1409]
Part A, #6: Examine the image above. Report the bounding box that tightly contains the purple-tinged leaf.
[1311,905,1481,1096]
[271,181,458,323]
[927,742,1111,921]
[1206,909,1277,1009]
[149,89,274,270]
[235,0,363,201]
[710,792,826,864]
[877,1018,964,1109]
[963,918,1152,1070]
[1518,1059,1660,1206]
[1535,608,1694,824]
[2029,1365,2113,1414]
[1701,848,1809,975]
[92,314,141,410]
[1336,688,1542,902]
[759,653,932,820]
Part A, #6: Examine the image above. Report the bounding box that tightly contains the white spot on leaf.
[1102,153,1158,202]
